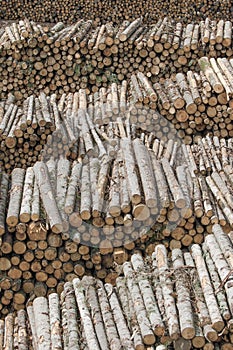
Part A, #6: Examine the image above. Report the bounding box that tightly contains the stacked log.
[0,84,175,172]
[1,18,233,100]
[0,218,142,317]
[22,232,233,349]
[0,310,31,349]
[1,57,233,171]
[154,58,233,143]
[0,143,213,238]
[2,132,233,245]
[0,92,56,171]
[0,14,233,344]
[0,131,232,316]
[0,0,232,24]
[182,133,233,237]
[2,235,233,348]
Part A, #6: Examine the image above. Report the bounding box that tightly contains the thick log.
[33,161,63,233]
[191,244,225,332]
[6,168,25,227]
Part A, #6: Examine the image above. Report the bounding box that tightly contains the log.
[130,253,164,336]
[63,282,80,350]
[153,245,180,340]
[171,249,195,339]
[0,173,9,235]
[33,297,51,350]
[33,161,63,233]
[48,293,62,350]
[191,244,225,332]
[73,278,100,349]
[6,168,25,227]
[82,276,110,350]
[123,262,155,345]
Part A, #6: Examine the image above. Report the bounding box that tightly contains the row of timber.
[1,131,233,233]
[1,57,233,164]
[1,18,233,99]
[0,128,232,316]
[0,13,233,350]
[0,0,232,24]
[2,233,233,349]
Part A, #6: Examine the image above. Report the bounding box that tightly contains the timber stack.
[0,0,232,24]
[1,18,233,100]
[1,56,233,170]
[0,129,232,316]
[0,4,233,349]
[2,132,233,242]
[2,229,233,349]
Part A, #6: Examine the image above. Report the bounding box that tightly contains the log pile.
[1,132,233,240]
[0,310,32,350]
[0,129,232,316]
[2,132,233,239]
[0,84,177,172]
[0,92,56,171]
[1,56,233,170]
[181,133,233,238]
[0,12,233,348]
[119,236,233,348]
[0,0,232,24]
[8,229,233,349]
[1,18,233,101]
[156,57,233,142]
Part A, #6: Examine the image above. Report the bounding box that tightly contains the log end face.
[0,257,11,271]
[181,207,193,219]
[109,206,121,217]
[51,223,63,234]
[204,326,218,342]
[154,325,165,337]
[181,327,196,340]
[195,208,204,218]
[214,83,224,94]
[5,137,17,149]
[19,213,31,223]
[212,320,225,333]
[131,194,141,205]
[64,206,73,215]
[69,213,82,227]
[175,198,186,209]
[80,210,91,221]
[191,336,205,348]
[92,217,105,227]
[132,204,150,221]
[143,333,156,346]
[174,98,185,109]
[186,103,197,115]
[6,216,18,227]
[31,214,40,222]
[146,199,157,209]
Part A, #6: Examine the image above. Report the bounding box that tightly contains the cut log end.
[212,320,225,332]
[51,223,63,234]
[192,336,206,348]
[6,216,18,227]
[132,204,150,221]
[175,198,186,209]
[19,213,31,223]
[143,333,156,346]
[131,194,141,205]
[80,211,91,220]
[109,206,121,217]
[69,213,82,227]
[181,327,196,340]
[154,325,166,336]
